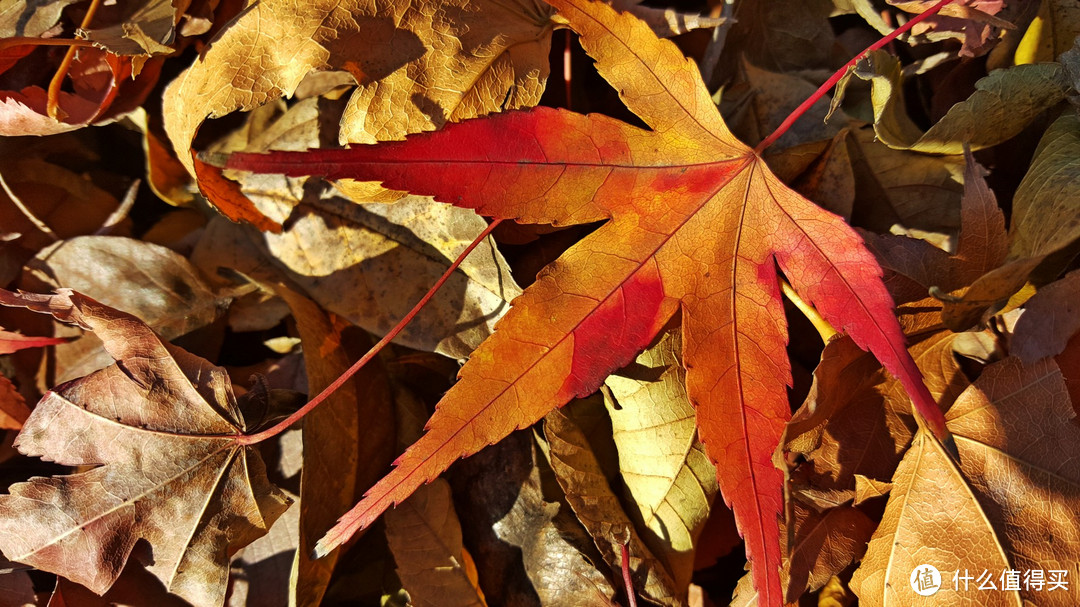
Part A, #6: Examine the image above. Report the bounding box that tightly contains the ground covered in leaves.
[1,0,1079,606]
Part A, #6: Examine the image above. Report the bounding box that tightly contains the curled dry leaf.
[854,51,1071,154]
[0,288,290,607]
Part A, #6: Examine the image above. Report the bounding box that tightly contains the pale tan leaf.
[604,327,718,594]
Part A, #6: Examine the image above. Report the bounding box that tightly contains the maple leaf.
[0,288,290,607]
[225,0,950,602]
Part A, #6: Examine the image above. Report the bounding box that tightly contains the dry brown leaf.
[784,502,875,602]
[941,111,1080,330]
[545,397,680,605]
[786,327,966,512]
[384,479,487,607]
[450,431,616,607]
[193,94,521,358]
[0,374,30,430]
[0,156,126,253]
[1012,269,1080,363]
[849,429,1019,606]
[276,286,395,607]
[0,288,290,607]
[945,356,1080,606]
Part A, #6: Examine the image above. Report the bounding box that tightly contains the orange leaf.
[227,1,949,603]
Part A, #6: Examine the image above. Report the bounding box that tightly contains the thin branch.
[94,179,140,235]
[46,0,104,120]
[237,218,505,445]
[755,0,956,154]
[0,171,59,242]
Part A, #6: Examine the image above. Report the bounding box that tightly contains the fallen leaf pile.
[1,0,1079,605]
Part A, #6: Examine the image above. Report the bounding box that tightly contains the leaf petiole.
[754,0,957,154]
[236,217,504,446]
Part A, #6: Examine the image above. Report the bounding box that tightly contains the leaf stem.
[754,0,956,154]
[236,218,504,446]
[621,542,638,607]
[779,277,837,342]
[0,37,96,52]
[46,0,104,120]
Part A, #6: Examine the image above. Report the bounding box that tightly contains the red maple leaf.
[226,0,952,602]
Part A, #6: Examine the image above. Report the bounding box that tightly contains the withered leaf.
[276,286,395,607]
[603,327,718,596]
[852,355,1080,606]
[854,51,1070,154]
[545,397,679,605]
[0,288,290,607]
[384,479,487,607]
[1012,269,1080,363]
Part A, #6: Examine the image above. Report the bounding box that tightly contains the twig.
[754,0,956,154]
[94,179,140,235]
[237,218,504,445]
[698,0,735,88]
[621,542,638,607]
[46,0,104,120]
[0,171,59,242]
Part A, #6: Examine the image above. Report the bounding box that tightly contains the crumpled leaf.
[227,0,952,603]
[81,0,178,60]
[854,51,1071,154]
[603,327,717,596]
[0,288,290,607]
[384,479,487,607]
[163,0,556,178]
